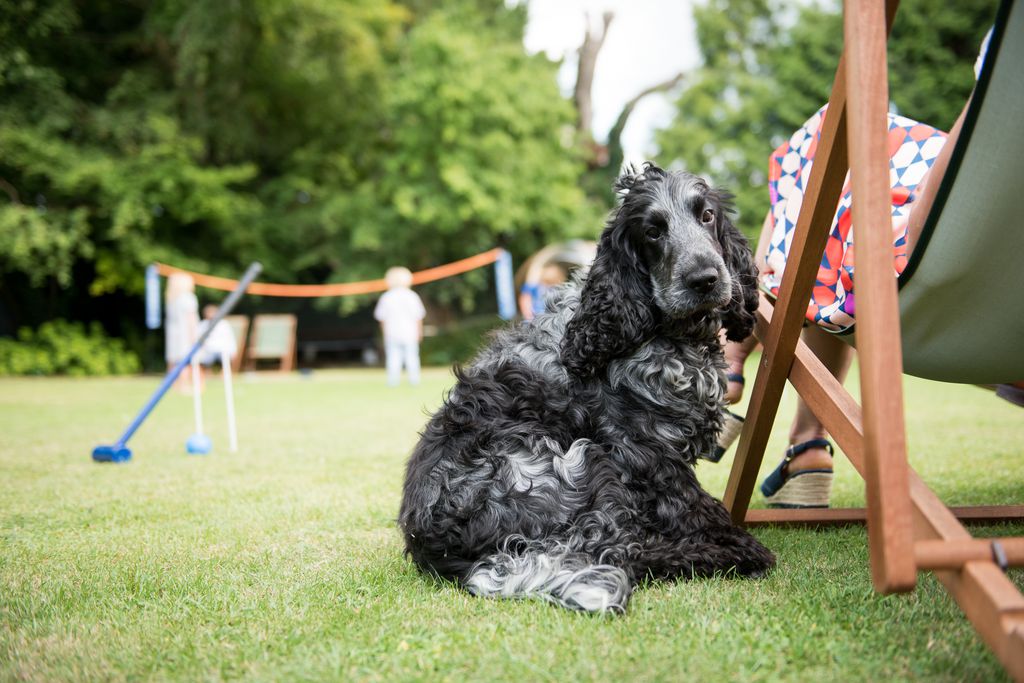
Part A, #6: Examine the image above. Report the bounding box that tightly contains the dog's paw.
[740,547,777,579]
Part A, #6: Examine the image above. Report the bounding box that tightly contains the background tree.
[0,0,265,337]
[300,3,598,312]
[571,12,685,202]
[0,0,590,338]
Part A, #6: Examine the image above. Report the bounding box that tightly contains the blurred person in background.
[164,273,199,392]
[196,304,237,379]
[375,267,426,386]
[518,263,567,321]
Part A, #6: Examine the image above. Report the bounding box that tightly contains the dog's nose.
[686,268,719,295]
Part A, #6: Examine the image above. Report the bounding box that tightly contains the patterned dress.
[761,105,948,332]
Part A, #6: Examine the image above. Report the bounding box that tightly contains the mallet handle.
[114,262,263,447]
[221,350,238,452]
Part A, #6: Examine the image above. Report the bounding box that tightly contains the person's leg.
[758,326,854,506]
[172,359,196,393]
[169,361,185,392]
[724,333,759,404]
[385,339,402,387]
[404,341,421,386]
[785,325,854,473]
[722,210,775,404]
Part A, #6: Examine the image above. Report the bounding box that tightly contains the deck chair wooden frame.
[722,1,1024,677]
[245,314,297,373]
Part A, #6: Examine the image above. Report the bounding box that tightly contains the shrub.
[420,316,506,367]
[0,320,141,376]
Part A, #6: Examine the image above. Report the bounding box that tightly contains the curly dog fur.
[399,163,775,612]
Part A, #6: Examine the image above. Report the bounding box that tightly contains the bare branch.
[608,72,686,144]
[606,71,686,170]
[574,11,615,136]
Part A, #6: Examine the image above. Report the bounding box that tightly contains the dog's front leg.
[641,492,775,580]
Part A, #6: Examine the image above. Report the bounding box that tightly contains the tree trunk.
[575,12,614,136]
[573,12,684,176]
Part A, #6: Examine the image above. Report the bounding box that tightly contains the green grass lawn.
[1,361,1021,681]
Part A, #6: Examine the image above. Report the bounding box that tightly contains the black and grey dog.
[399,163,775,612]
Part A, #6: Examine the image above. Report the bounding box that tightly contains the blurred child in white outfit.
[374,267,426,386]
[197,305,237,367]
[165,273,200,390]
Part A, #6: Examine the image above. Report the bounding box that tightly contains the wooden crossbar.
[744,506,1024,527]
[915,539,1024,570]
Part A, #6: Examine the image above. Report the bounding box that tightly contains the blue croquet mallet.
[92,262,263,463]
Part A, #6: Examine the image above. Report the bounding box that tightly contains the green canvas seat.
[849,0,1024,383]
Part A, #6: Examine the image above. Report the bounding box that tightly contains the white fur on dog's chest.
[606,339,724,411]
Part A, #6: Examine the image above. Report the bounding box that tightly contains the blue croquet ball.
[186,434,212,455]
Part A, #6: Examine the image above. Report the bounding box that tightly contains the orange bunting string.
[154,248,504,297]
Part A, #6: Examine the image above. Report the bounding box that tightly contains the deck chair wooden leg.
[843,0,916,594]
[724,0,902,529]
[727,0,917,595]
[751,296,1024,678]
[723,56,853,524]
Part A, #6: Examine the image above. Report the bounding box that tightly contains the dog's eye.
[701,209,715,225]
[644,226,665,242]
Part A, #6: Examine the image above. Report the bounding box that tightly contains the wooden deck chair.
[224,315,249,373]
[245,314,297,372]
[722,0,1024,677]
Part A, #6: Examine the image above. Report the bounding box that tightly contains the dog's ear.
[715,207,759,342]
[561,217,656,379]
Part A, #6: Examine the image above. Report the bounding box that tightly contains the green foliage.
[887,0,999,130]
[1,0,996,337]
[339,7,595,308]
[0,0,260,295]
[0,203,92,287]
[247,2,597,313]
[420,315,505,366]
[656,0,996,237]
[655,0,785,235]
[0,0,593,330]
[0,320,141,376]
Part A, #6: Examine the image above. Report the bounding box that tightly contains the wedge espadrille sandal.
[702,373,747,463]
[760,438,834,508]
[705,410,745,463]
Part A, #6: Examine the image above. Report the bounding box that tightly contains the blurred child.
[197,304,237,368]
[518,263,567,320]
[164,273,199,391]
[374,267,426,386]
